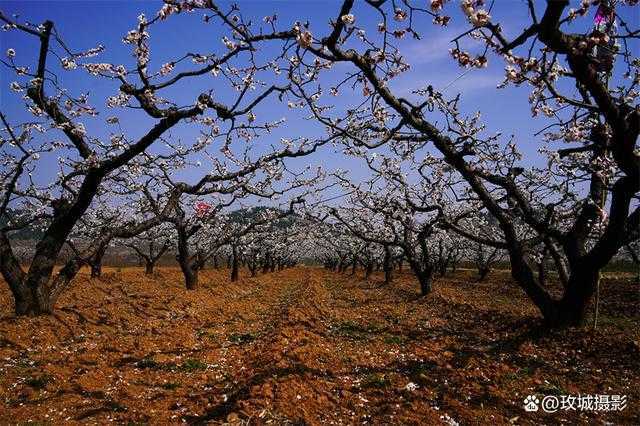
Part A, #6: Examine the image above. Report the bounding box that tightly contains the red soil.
[0,267,638,424]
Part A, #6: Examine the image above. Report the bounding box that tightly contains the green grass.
[383,334,406,345]
[331,321,381,340]
[136,358,161,370]
[228,332,256,345]
[536,381,568,396]
[179,358,207,372]
[404,360,437,384]
[25,374,53,389]
[502,367,534,382]
[361,373,391,389]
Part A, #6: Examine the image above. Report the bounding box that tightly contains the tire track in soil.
[187,267,338,425]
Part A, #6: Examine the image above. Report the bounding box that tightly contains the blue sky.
[1,1,638,203]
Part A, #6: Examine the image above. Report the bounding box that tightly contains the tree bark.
[383,245,393,284]
[145,260,155,275]
[365,262,373,279]
[477,266,490,282]
[230,244,239,282]
[89,242,108,278]
[90,262,102,278]
[544,267,600,327]
[182,264,199,290]
[417,268,433,296]
[176,224,198,289]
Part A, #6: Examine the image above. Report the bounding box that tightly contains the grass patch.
[179,358,207,372]
[159,382,181,390]
[383,334,406,345]
[361,373,391,389]
[136,358,161,370]
[331,321,381,340]
[404,360,437,384]
[536,381,568,396]
[503,366,534,382]
[228,332,256,345]
[25,374,53,389]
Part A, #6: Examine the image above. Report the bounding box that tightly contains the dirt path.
[0,267,638,424]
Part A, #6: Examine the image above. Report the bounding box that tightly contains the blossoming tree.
[278,0,639,327]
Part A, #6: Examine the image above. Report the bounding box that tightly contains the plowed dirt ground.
[0,267,638,425]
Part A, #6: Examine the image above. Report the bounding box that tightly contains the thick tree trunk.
[544,268,600,327]
[384,267,393,285]
[176,225,198,289]
[182,265,199,290]
[90,262,102,278]
[89,242,108,278]
[11,258,82,315]
[406,253,434,296]
[145,260,155,275]
[477,266,490,282]
[417,269,433,296]
[438,263,447,277]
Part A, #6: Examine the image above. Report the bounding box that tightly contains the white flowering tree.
[267,0,640,327]
[0,2,331,315]
[327,172,467,295]
[120,224,174,275]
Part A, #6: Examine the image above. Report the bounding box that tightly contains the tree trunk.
[407,256,433,295]
[544,268,600,327]
[10,257,82,315]
[90,262,102,278]
[417,269,433,296]
[477,266,490,282]
[438,263,446,277]
[89,241,109,278]
[383,246,393,284]
[365,262,373,279]
[384,267,393,285]
[231,244,239,282]
[182,264,199,290]
[176,225,198,289]
[145,260,155,275]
